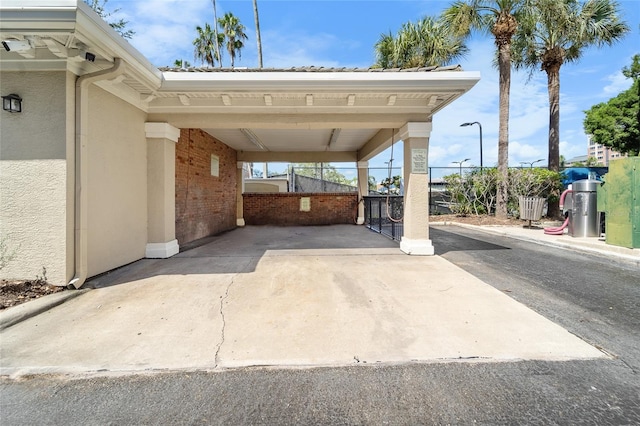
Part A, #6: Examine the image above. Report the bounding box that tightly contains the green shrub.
[507,168,562,216]
[444,168,561,217]
[444,168,498,215]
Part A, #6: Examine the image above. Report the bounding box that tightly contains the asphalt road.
[431,225,640,373]
[1,226,639,425]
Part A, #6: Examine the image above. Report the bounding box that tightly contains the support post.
[356,161,369,225]
[236,161,245,226]
[399,122,434,255]
[145,122,180,258]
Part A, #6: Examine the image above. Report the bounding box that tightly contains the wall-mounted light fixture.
[2,39,32,52]
[2,94,22,113]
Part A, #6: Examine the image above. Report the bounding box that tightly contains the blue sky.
[108,0,640,177]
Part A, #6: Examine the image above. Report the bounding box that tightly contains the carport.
[146,67,480,256]
[0,0,479,288]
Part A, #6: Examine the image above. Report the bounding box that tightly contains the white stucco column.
[236,161,245,226]
[356,161,369,225]
[399,122,434,255]
[145,122,180,258]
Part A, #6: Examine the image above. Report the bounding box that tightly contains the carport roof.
[149,66,479,162]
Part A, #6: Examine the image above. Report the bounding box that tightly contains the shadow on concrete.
[430,226,510,255]
[87,225,399,289]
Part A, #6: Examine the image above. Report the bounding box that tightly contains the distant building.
[588,135,626,166]
[565,155,588,167]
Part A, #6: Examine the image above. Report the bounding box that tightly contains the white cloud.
[602,70,632,95]
[262,30,344,68]
[122,0,210,67]
[560,140,586,160]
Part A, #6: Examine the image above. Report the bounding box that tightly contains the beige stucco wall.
[0,71,71,285]
[86,86,147,277]
[244,179,288,193]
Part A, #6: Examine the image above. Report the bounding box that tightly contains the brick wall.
[175,129,237,245]
[243,193,358,226]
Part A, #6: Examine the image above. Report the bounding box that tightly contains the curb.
[0,289,90,331]
[433,222,640,267]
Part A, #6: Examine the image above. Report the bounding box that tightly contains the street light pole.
[460,122,483,171]
[520,159,545,168]
[452,158,471,176]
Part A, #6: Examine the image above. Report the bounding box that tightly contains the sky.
[106,0,640,178]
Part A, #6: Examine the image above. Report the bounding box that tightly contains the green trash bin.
[599,157,640,248]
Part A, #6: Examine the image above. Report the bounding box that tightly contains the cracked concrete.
[0,225,605,377]
[213,273,238,367]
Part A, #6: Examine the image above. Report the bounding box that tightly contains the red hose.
[559,188,572,210]
[544,216,569,235]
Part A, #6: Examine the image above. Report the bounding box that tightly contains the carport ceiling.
[147,68,480,162]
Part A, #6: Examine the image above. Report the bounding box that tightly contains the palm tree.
[218,12,248,68]
[443,0,527,218]
[253,0,263,68]
[211,0,222,68]
[193,23,218,67]
[374,32,395,68]
[373,17,468,68]
[513,0,628,171]
[173,59,191,69]
[513,0,628,218]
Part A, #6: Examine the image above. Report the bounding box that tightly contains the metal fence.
[363,196,404,241]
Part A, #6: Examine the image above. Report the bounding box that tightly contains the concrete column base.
[145,240,179,258]
[400,237,434,256]
[236,218,246,227]
[356,217,365,225]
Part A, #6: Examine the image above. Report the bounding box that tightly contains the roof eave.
[159,71,481,93]
[0,0,161,91]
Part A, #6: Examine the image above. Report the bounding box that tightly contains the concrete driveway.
[0,225,604,376]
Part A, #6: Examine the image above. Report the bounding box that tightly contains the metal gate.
[363,196,403,241]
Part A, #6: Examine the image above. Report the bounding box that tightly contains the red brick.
[175,129,237,245]
[243,193,358,226]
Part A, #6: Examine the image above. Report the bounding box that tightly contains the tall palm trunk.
[212,0,222,67]
[492,11,517,219]
[496,41,511,219]
[253,0,263,68]
[546,64,561,218]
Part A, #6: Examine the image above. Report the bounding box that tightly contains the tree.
[373,16,468,68]
[443,0,527,219]
[211,0,223,68]
[380,175,402,195]
[85,0,134,39]
[252,0,263,68]
[218,12,248,68]
[291,163,353,185]
[173,59,191,68]
[586,156,600,166]
[513,0,629,175]
[374,32,395,69]
[584,54,640,156]
[193,23,221,67]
